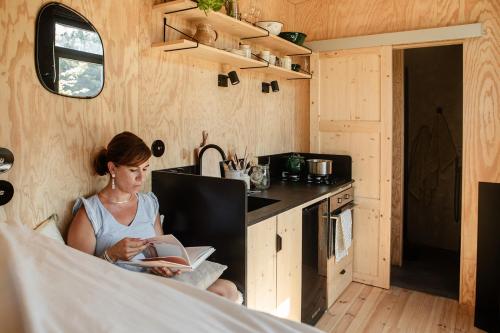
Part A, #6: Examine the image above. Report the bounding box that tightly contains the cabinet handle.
[337,198,342,204]
[344,194,350,199]
[276,234,282,253]
[340,269,346,275]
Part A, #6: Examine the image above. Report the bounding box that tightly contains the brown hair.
[93,131,151,176]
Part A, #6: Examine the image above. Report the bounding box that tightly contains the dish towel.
[335,208,353,262]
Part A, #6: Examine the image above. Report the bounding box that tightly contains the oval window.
[35,2,104,98]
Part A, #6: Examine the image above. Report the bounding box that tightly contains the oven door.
[301,199,328,325]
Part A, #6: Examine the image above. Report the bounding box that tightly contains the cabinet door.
[310,46,392,289]
[276,207,302,321]
[246,216,277,314]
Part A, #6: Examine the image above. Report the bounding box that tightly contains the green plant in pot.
[196,0,225,14]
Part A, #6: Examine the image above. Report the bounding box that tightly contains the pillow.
[172,260,227,290]
[34,214,65,245]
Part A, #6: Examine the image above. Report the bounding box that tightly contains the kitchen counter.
[246,178,354,226]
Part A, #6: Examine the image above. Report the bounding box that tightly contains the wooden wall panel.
[294,0,500,307]
[0,0,141,233]
[391,50,404,267]
[0,0,307,232]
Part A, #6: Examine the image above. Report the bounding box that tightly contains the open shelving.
[152,0,312,80]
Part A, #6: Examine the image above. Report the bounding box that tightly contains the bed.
[0,222,322,332]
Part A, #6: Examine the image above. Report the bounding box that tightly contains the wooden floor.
[316,282,484,333]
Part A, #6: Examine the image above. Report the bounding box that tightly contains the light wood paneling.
[0,0,307,232]
[295,0,500,307]
[312,46,392,289]
[246,216,277,314]
[391,49,404,267]
[316,282,484,333]
[276,207,302,321]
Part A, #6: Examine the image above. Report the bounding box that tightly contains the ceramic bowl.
[278,32,307,45]
[255,21,283,36]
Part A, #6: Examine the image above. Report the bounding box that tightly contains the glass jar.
[224,0,239,19]
[250,164,270,190]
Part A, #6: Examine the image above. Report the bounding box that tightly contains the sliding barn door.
[310,46,392,289]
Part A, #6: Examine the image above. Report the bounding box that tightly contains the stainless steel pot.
[306,159,332,176]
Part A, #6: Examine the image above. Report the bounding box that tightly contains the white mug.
[281,56,292,70]
[269,54,276,65]
[260,50,270,62]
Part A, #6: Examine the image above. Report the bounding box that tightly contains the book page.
[145,235,190,264]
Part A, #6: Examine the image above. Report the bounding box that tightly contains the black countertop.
[246,179,354,226]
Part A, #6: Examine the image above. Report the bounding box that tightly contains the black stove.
[281,171,345,185]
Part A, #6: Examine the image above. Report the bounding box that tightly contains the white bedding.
[0,223,322,333]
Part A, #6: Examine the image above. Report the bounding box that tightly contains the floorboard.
[316,283,484,333]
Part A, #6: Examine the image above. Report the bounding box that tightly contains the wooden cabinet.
[246,207,302,321]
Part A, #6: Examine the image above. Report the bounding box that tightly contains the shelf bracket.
[162,17,199,52]
[239,26,270,40]
[287,68,312,80]
[239,52,269,70]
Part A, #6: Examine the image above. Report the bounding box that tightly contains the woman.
[67,131,238,302]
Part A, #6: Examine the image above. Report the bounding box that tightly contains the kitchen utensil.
[239,44,251,58]
[269,54,276,65]
[278,32,307,45]
[286,154,305,174]
[249,164,270,190]
[193,23,218,47]
[281,56,292,70]
[255,21,283,35]
[306,159,332,176]
[260,50,270,62]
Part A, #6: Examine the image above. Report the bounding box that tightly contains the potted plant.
[196,0,225,14]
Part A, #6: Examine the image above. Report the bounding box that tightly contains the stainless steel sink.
[247,196,280,212]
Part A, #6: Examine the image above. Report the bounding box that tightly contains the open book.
[117,234,215,271]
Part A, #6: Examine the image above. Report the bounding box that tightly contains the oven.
[301,187,354,325]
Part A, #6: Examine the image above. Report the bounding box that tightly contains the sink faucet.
[197,144,227,176]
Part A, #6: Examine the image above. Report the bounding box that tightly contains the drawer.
[326,250,353,307]
[329,187,354,211]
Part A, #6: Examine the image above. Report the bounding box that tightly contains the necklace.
[99,192,133,204]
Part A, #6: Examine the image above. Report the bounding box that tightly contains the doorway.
[391,45,463,299]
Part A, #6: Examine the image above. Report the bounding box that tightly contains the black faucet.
[197,144,227,176]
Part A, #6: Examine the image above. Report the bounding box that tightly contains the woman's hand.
[149,266,181,278]
[106,237,149,261]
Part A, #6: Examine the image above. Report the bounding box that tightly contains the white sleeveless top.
[73,192,159,271]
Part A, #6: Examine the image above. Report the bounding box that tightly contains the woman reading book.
[67,131,238,302]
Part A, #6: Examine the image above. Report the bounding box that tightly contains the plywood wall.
[293,0,500,308]
[0,0,306,231]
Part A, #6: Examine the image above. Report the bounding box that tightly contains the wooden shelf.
[151,39,265,68]
[152,39,311,79]
[153,0,267,39]
[248,64,312,79]
[243,34,311,56]
[153,0,312,56]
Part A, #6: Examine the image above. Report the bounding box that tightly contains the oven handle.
[323,202,356,259]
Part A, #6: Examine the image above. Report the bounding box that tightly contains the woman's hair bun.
[93,148,109,176]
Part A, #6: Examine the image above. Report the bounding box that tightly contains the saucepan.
[306,159,332,176]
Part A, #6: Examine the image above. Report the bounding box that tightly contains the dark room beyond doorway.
[392,45,463,300]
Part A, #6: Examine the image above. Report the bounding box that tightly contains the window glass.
[58,58,103,97]
[55,23,103,55]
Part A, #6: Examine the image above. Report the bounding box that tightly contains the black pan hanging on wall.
[0,147,14,173]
